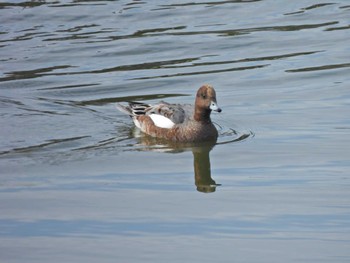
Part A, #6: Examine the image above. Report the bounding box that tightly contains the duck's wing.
[116,101,189,129]
[146,102,186,122]
[143,102,188,128]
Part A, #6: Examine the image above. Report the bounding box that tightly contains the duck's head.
[195,84,222,113]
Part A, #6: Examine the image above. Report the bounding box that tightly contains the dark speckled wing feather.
[145,102,188,124]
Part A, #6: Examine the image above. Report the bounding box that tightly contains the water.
[1,0,350,262]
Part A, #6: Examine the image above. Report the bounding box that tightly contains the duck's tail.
[115,102,150,117]
[115,103,132,116]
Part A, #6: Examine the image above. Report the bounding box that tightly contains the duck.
[116,84,222,142]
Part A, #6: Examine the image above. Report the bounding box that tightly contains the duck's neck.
[194,107,212,123]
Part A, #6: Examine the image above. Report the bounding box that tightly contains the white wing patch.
[149,114,175,129]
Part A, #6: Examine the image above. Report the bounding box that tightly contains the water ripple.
[286,62,350,73]
[0,136,90,156]
[118,22,339,39]
[0,65,73,82]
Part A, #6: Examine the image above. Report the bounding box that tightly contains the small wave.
[215,123,254,145]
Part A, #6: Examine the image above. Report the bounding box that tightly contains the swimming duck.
[116,84,221,142]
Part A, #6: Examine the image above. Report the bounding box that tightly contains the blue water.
[1,0,350,262]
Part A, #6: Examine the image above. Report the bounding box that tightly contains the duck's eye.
[201,93,207,99]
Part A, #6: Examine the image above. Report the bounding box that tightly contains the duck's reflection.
[192,144,219,193]
[135,132,219,193]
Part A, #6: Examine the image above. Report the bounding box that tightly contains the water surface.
[1,0,350,262]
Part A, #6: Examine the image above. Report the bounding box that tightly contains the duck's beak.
[210,101,222,112]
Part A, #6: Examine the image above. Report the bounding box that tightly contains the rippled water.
[1,0,350,262]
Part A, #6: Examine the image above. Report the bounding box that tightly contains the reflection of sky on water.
[2,212,349,237]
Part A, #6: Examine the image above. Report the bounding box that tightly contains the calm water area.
[1,0,350,262]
